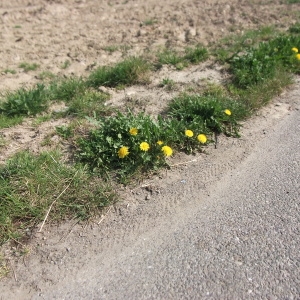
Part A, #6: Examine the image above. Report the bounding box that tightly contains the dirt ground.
[0,0,300,298]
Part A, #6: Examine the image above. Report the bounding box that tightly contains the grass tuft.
[87,57,150,88]
[0,151,116,245]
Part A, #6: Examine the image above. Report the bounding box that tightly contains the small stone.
[145,194,151,200]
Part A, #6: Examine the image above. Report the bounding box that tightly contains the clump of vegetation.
[0,84,48,116]
[87,57,150,88]
[18,62,39,72]
[157,44,209,70]
[229,35,300,88]
[0,151,116,244]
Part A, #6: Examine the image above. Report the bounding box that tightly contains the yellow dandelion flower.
[129,128,138,135]
[296,54,300,60]
[224,109,232,116]
[197,134,207,144]
[161,145,173,157]
[185,129,194,138]
[157,140,163,145]
[118,146,129,158]
[292,47,298,53]
[140,142,150,151]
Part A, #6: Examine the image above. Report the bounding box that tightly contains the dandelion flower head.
[129,128,138,135]
[157,140,163,145]
[296,54,300,60]
[224,109,232,116]
[161,145,173,157]
[185,129,194,138]
[292,47,298,53]
[140,142,150,151]
[197,134,207,144]
[118,146,129,158]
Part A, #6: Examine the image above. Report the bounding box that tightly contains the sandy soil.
[0,0,300,298]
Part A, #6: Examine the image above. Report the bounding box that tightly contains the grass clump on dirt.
[0,84,48,117]
[18,62,39,72]
[0,151,116,245]
[229,35,300,88]
[157,44,209,70]
[87,57,150,88]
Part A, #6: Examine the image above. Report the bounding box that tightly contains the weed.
[18,62,39,72]
[157,48,186,70]
[103,45,119,53]
[49,77,87,102]
[229,34,300,88]
[214,26,278,63]
[287,0,300,3]
[159,78,175,90]
[0,151,116,244]
[87,57,150,88]
[289,23,300,34]
[37,71,55,81]
[56,125,73,139]
[0,115,23,129]
[0,84,48,116]
[143,19,157,26]
[61,60,71,69]
[3,69,16,75]
[67,90,111,117]
[184,45,209,64]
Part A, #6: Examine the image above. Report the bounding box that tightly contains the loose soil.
[0,0,300,298]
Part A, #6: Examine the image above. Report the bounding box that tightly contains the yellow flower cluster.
[184,129,208,145]
[292,47,300,60]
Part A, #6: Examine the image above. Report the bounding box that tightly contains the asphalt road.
[36,109,299,299]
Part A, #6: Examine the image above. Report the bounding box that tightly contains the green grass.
[3,69,16,75]
[18,62,39,72]
[60,60,71,69]
[213,26,278,63]
[0,115,23,129]
[0,84,48,117]
[87,57,150,88]
[287,0,300,3]
[0,151,116,245]
[156,45,209,70]
[229,34,300,88]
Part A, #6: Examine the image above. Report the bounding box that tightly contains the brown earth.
[0,0,300,298]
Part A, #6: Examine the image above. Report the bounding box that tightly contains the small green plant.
[49,77,87,102]
[0,115,23,129]
[167,94,243,136]
[287,0,300,3]
[0,84,48,116]
[143,19,157,26]
[159,78,175,90]
[103,45,119,53]
[0,254,9,278]
[56,125,73,139]
[0,151,116,244]
[18,62,39,72]
[37,71,55,81]
[184,45,209,64]
[214,26,277,63]
[289,23,300,34]
[67,90,111,117]
[157,48,185,70]
[61,60,71,69]
[87,57,150,88]
[3,69,16,74]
